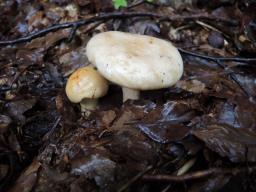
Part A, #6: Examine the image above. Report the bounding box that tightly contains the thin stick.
[118,165,153,192]
[179,48,256,63]
[179,48,254,97]
[0,12,159,46]
[159,13,238,26]
[142,166,256,183]
[0,12,238,47]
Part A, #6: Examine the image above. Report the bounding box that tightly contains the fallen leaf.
[193,124,256,162]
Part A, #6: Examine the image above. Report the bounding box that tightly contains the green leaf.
[112,0,128,9]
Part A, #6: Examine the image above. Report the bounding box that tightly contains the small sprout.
[112,0,127,9]
[112,0,154,9]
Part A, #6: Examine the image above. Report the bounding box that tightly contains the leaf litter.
[0,0,256,192]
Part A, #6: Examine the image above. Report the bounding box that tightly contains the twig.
[143,169,216,182]
[67,24,79,42]
[195,20,223,34]
[0,12,159,47]
[0,12,238,47]
[42,116,61,142]
[215,60,251,97]
[177,157,196,176]
[179,48,256,63]
[179,48,255,97]
[159,13,238,26]
[142,166,256,183]
[118,165,153,192]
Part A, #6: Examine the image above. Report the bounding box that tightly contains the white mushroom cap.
[65,66,108,103]
[86,31,183,90]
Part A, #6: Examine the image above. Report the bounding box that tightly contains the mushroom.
[86,31,183,102]
[65,66,109,114]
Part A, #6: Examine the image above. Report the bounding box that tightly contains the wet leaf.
[25,30,69,51]
[128,20,160,36]
[71,154,116,187]
[190,174,231,192]
[21,110,59,151]
[193,124,256,162]
[138,123,190,143]
[233,73,256,97]
[6,98,37,124]
[107,129,158,169]
[133,101,197,143]
[0,115,12,134]
[16,48,44,66]
[8,160,41,192]
[177,79,206,94]
[0,1,256,192]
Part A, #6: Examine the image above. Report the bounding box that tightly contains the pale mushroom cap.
[65,67,109,103]
[86,31,183,90]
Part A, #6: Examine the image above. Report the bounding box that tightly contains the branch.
[160,13,238,26]
[215,60,251,97]
[0,12,159,47]
[118,165,153,192]
[179,48,256,63]
[142,166,256,183]
[0,12,238,47]
[179,48,256,97]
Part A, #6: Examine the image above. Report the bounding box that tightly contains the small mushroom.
[86,31,183,102]
[65,66,109,114]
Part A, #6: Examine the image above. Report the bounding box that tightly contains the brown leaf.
[177,79,206,94]
[193,124,256,162]
[0,115,12,134]
[71,154,116,187]
[138,123,190,144]
[7,98,37,124]
[8,160,41,192]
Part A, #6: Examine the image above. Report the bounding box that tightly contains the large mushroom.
[86,31,183,102]
[65,66,109,114]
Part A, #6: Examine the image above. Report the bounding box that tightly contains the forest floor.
[1,0,256,191]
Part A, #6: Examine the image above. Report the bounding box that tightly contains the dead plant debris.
[0,0,256,192]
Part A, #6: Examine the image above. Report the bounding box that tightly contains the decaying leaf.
[176,79,206,94]
[193,124,256,162]
[71,154,116,188]
[8,160,41,192]
[6,98,37,124]
[1,1,256,192]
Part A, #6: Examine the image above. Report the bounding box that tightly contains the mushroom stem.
[80,98,98,112]
[122,87,140,102]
